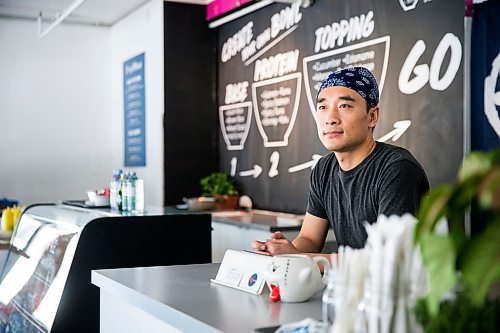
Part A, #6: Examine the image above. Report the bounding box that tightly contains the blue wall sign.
[124,52,146,166]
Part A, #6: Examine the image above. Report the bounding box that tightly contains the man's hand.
[251,231,301,255]
[263,237,301,255]
[252,231,285,253]
[251,213,330,256]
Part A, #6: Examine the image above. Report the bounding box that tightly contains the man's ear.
[368,106,379,128]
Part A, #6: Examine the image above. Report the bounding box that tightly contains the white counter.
[92,263,323,333]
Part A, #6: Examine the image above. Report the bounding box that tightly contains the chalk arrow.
[239,165,263,178]
[377,120,412,142]
[230,157,237,177]
[288,154,323,173]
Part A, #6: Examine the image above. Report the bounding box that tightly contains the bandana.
[317,67,379,107]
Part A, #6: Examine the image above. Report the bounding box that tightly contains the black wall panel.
[163,2,218,205]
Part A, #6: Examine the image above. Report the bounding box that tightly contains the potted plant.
[413,149,500,332]
[200,172,239,210]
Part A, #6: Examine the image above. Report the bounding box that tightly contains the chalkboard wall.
[216,0,464,214]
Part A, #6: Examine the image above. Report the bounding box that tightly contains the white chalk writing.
[221,22,253,63]
[314,11,374,52]
[225,81,249,104]
[259,87,292,127]
[254,49,300,81]
[271,2,302,38]
[241,3,302,64]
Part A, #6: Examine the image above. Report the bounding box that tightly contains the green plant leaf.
[200,172,238,196]
[415,148,500,315]
[420,234,457,316]
[414,290,500,333]
[478,169,500,212]
[461,217,500,306]
[459,151,493,182]
[415,185,454,243]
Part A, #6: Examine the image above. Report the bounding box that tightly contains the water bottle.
[117,172,126,211]
[122,172,131,211]
[126,172,138,212]
[110,169,122,210]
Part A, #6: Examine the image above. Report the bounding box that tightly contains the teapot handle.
[312,256,332,284]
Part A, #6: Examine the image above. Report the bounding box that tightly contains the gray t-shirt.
[307,142,429,249]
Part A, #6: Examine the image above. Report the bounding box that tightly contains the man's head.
[315,67,380,153]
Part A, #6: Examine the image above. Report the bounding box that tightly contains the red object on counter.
[269,284,280,302]
[97,188,110,197]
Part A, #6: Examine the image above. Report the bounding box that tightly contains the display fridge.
[0,203,212,333]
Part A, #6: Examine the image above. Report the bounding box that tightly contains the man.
[252,67,429,257]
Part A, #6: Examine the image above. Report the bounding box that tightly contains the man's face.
[316,86,378,152]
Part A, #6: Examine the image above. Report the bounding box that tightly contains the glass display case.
[0,204,212,333]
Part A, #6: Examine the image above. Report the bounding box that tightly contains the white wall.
[0,19,114,206]
[110,0,164,207]
[0,0,164,207]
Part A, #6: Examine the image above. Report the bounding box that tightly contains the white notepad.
[210,250,272,294]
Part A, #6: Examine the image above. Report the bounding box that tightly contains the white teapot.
[265,254,331,303]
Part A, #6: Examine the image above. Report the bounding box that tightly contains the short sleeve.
[306,162,329,219]
[376,160,429,217]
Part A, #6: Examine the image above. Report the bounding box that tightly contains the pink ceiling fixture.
[207,0,253,21]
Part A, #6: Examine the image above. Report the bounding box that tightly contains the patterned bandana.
[317,67,379,107]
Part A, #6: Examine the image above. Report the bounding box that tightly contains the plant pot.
[214,195,239,211]
[185,197,216,211]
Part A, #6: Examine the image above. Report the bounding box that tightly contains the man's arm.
[251,213,330,255]
[292,213,330,252]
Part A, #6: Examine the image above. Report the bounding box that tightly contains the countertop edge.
[91,269,222,333]
[211,217,302,231]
